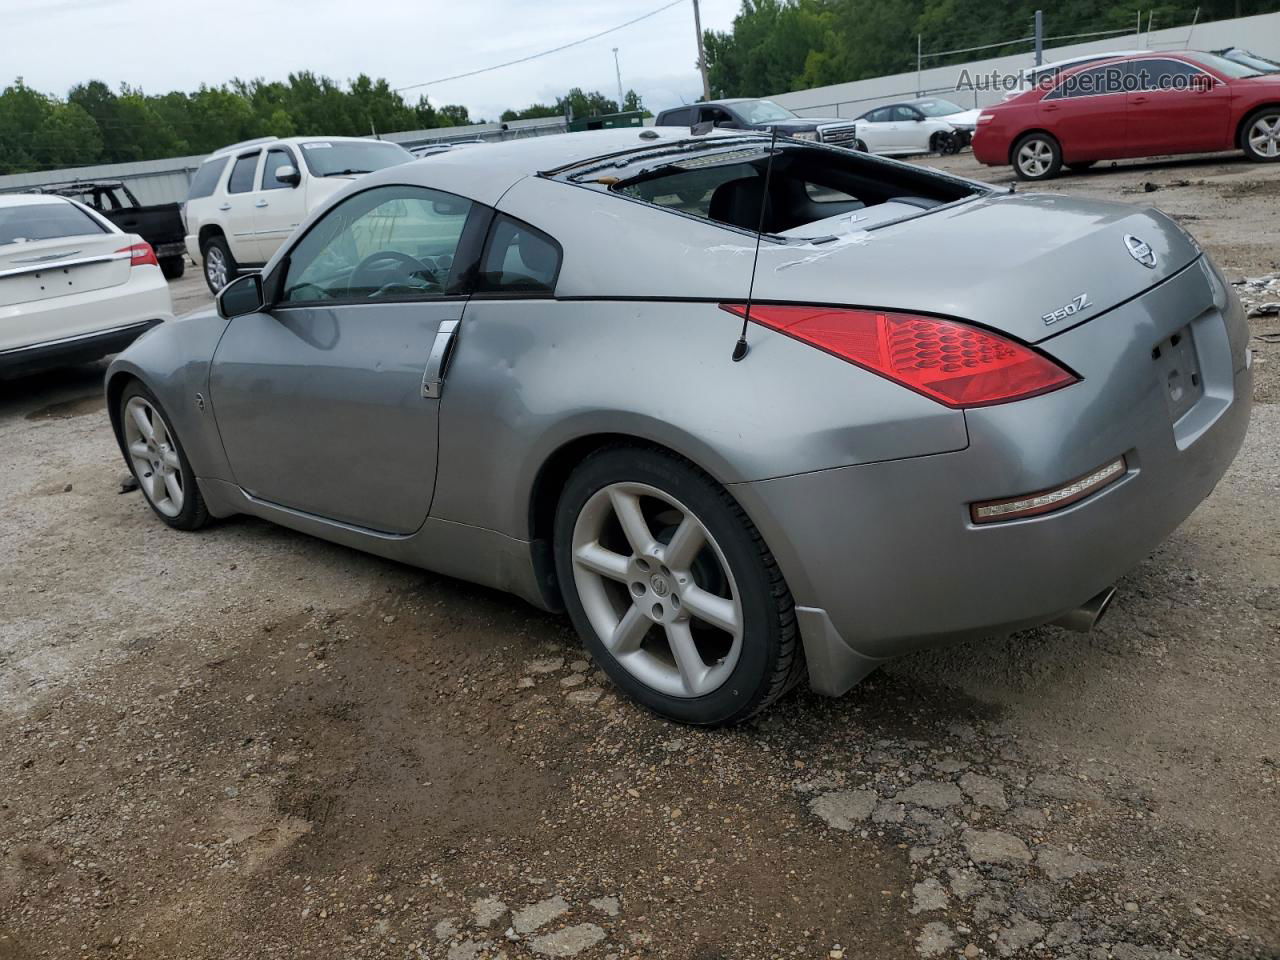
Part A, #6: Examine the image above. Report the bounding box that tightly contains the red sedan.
[972,51,1280,180]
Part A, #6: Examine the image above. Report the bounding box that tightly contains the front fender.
[105,308,234,482]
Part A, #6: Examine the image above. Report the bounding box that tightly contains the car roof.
[1,192,79,208]
[377,127,722,206]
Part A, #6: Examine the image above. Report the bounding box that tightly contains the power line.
[394,0,686,93]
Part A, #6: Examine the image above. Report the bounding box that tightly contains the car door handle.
[1043,104,1059,112]
[421,320,460,399]
[1132,96,1149,104]
[255,199,269,208]
[218,202,231,211]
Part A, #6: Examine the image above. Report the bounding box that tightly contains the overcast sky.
[1,0,743,121]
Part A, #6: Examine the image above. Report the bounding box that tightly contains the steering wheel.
[350,250,438,295]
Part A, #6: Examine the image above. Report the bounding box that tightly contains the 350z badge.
[1043,293,1092,326]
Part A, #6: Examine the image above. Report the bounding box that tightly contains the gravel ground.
[1,155,1278,960]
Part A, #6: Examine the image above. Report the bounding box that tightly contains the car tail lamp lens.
[971,457,1126,524]
[720,304,1076,408]
[977,113,995,124]
[117,242,159,268]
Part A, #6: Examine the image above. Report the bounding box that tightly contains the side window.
[1048,64,1126,100]
[281,185,473,303]
[864,108,890,123]
[260,148,298,190]
[660,107,692,126]
[227,152,260,194]
[188,157,229,200]
[699,106,734,126]
[477,215,561,296]
[891,105,920,122]
[1133,59,1212,92]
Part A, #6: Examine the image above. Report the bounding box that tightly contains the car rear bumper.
[735,257,1252,695]
[0,268,173,374]
[0,318,164,374]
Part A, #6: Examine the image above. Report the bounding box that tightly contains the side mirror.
[217,273,265,319]
[276,164,301,187]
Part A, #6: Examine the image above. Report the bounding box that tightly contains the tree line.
[0,74,647,176]
[703,0,1271,99]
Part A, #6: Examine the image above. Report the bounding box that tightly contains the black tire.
[1066,160,1097,173]
[200,234,237,294]
[160,256,186,280]
[934,131,961,156]
[1240,106,1280,162]
[553,446,804,726]
[118,380,211,532]
[854,138,869,153]
[1011,131,1063,181]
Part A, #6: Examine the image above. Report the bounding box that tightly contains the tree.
[32,102,103,168]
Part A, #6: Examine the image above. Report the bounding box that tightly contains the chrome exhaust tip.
[1051,586,1116,633]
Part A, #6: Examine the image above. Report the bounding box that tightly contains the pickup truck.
[37,181,188,279]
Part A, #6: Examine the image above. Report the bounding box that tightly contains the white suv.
[184,136,413,293]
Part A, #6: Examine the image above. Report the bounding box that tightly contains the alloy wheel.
[570,482,743,699]
[1248,115,1280,158]
[1017,139,1053,177]
[205,245,228,290]
[123,397,185,518]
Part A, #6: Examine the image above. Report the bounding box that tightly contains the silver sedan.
[106,128,1252,725]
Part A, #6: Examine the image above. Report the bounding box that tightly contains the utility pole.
[613,47,625,110]
[1033,10,1043,66]
[691,0,711,102]
[916,34,922,96]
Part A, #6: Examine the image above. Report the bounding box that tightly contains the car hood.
[761,117,854,132]
[755,192,1203,344]
[940,108,982,127]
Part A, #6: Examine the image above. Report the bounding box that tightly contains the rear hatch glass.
[1,202,130,308]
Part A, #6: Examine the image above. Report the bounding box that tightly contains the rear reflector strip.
[971,457,1126,524]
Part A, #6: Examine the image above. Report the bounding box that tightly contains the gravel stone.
[897,780,965,810]
[529,923,607,957]
[1029,773,1096,803]
[526,657,564,674]
[1046,920,1083,947]
[996,915,1045,955]
[511,895,569,935]
[959,772,1008,811]
[809,789,877,830]
[589,895,620,917]
[872,801,906,824]
[434,918,459,941]
[1010,806,1048,829]
[916,921,956,957]
[963,828,1032,865]
[471,896,507,928]
[947,867,984,899]
[447,940,490,960]
[1037,846,1102,881]
[909,877,949,914]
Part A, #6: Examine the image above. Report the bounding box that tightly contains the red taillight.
[720,303,1077,408]
[117,242,159,268]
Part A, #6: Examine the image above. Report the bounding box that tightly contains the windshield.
[913,99,965,117]
[300,140,413,177]
[1185,51,1263,78]
[0,202,106,245]
[733,99,798,123]
[1216,49,1279,73]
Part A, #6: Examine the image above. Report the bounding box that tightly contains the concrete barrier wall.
[768,10,1280,118]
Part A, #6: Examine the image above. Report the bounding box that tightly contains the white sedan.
[1,193,173,375]
[853,102,958,156]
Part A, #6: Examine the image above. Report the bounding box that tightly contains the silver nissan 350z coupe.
[106,128,1251,725]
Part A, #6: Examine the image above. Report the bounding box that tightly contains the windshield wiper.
[325,168,373,176]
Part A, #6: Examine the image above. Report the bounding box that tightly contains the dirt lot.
[1,153,1278,960]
